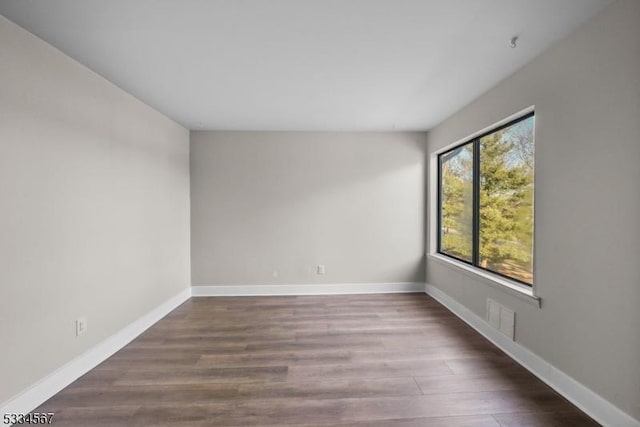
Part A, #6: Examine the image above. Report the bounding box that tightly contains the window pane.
[479,115,534,284]
[440,143,474,262]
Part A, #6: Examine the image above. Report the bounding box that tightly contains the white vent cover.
[487,298,515,340]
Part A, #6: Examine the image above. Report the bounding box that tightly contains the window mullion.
[472,139,480,267]
[437,156,442,253]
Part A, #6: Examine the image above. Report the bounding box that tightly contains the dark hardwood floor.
[35,294,599,426]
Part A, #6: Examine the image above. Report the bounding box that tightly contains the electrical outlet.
[76,317,88,337]
[317,264,326,275]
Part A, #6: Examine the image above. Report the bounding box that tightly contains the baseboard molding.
[425,284,640,427]
[192,282,425,296]
[0,288,192,419]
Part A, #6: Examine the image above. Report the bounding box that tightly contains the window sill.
[427,253,541,308]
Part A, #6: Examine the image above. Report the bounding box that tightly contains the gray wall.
[191,131,426,286]
[426,0,640,420]
[0,16,191,404]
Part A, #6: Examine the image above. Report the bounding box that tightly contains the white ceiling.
[0,0,612,131]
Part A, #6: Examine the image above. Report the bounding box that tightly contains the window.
[438,112,535,286]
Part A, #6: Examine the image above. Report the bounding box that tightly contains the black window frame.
[437,111,535,286]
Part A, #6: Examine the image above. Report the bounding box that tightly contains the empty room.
[1,0,639,426]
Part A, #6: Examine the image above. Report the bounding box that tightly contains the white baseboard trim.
[192,282,425,296]
[425,284,640,427]
[0,288,192,420]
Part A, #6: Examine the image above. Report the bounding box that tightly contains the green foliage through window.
[438,113,534,285]
[440,143,473,262]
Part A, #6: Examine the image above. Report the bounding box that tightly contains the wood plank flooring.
[35,294,599,426]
